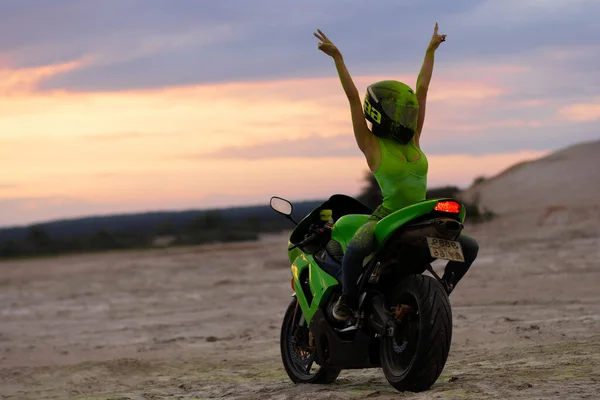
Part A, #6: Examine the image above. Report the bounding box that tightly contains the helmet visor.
[380,99,419,133]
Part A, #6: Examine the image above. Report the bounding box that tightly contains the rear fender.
[374,198,466,246]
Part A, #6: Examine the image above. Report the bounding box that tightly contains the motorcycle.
[270,194,467,392]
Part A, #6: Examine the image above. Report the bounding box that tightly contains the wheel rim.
[383,294,420,377]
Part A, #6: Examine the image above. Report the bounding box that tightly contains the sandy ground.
[1,210,600,400]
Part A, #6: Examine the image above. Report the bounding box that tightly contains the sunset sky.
[1,0,599,227]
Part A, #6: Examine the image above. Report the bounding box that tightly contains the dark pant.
[441,234,479,287]
[341,205,390,298]
[341,207,479,299]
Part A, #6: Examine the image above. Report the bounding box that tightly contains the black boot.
[441,271,455,295]
[333,294,356,321]
[441,279,454,295]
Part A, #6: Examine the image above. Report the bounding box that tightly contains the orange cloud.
[0,59,88,95]
[558,98,600,122]
[0,61,546,224]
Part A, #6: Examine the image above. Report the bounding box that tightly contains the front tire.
[380,274,452,392]
[280,297,341,384]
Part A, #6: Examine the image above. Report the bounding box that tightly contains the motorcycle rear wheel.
[380,274,452,392]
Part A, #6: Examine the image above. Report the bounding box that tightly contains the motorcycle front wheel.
[280,297,341,384]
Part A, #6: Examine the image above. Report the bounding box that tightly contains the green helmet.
[363,80,420,144]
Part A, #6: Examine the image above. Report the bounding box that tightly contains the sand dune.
[460,139,600,218]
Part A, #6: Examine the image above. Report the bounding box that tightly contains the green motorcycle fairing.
[290,250,339,325]
[287,197,465,325]
[327,198,466,251]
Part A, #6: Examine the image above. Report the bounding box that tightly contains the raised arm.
[314,30,378,168]
[415,23,446,146]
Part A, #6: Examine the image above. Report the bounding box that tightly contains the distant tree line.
[0,173,494,260]
[0,211,293,259]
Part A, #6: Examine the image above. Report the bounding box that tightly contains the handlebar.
[288,227,329,251]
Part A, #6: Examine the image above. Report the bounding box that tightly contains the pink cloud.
[514,99,554,108]
[539,44,600,62]
[558,98,600,122]
[425,81,506,101]
[448,119,545,133]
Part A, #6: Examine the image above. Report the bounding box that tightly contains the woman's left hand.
[427,22,447,52]
[314,29,341,59]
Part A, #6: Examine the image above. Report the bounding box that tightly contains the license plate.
[426,237,465,262]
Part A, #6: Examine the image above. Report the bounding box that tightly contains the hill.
[459,139,600,216]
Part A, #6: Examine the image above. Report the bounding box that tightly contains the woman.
[313,24,479,321]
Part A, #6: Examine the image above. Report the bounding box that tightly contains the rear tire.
[280,297,341,384]
[380,274,452,392]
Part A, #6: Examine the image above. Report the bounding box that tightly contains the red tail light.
[434,201,461,214]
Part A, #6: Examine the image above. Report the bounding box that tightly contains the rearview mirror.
[270,196,293,216]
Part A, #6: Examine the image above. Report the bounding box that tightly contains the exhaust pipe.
[433,218,464,237]
[398,218,464,243]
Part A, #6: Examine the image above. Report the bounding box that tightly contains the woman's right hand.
[314,29,341,58]
[427,22,447,53]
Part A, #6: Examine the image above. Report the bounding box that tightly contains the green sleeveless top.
[372,137,428,211]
